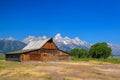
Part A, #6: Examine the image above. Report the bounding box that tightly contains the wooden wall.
[58,50,71,61]
[20,49,71,62]
[21,49,59,61]
[42,40,58,49]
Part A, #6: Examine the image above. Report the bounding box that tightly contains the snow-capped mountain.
[23,36,47,44]
[53,33,91,51]
[0,37,16,41]
[1,33,120,55]
[22,33,91,51]
[108,43,120,56]
[5,37,16,41]
[22,33,120,56]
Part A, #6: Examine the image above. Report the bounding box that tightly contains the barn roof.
[23,38,51,50]
[7,38,52,54]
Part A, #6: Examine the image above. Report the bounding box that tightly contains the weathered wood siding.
[21,50,59,61]
[21,53,30,61]
[42,40,58,49]
[58,50,71,61]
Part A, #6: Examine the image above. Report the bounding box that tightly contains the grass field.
[72,57,120,64]
[0,55,120,80]
[0,54,5,60]
[0,59,120,80]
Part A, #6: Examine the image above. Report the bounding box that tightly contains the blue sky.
[0,0,120,45]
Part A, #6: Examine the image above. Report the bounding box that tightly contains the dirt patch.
[94,64,120,79]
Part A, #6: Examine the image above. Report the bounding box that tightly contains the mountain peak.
[22,36,37,44]
[22,35,48,44]
[0,38,3,40]
[73,37,80,42]
[5,37,16,41]
[54,33,62,40]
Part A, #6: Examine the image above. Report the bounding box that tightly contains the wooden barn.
[5,38,71,62]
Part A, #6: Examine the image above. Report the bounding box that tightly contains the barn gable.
[41,39,58,49]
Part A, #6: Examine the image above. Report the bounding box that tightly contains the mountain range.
[0,38,26,53]
[0,33,120,56]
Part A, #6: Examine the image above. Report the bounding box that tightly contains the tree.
[69,48,89,58]
[89,42,112,59]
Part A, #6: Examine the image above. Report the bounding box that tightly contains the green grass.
[97,58,120,64]
[46,76,53,80]
[72,57,120,64]
[63,77,72,80]
[0,54,5,60]
[0,65,5,70]
[11,72,32,78]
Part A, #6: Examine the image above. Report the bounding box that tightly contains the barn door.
[42,53,57,61]
[30,54,41,61]
[21,54,30,61]
[43,53,48,61]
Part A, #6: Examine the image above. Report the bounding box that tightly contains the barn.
[5,38,71,62]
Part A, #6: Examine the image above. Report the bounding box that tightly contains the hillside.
[0,39,26,53]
